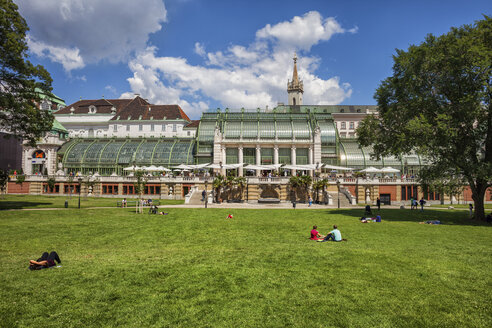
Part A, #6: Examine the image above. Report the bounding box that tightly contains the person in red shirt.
[310,225,324,240]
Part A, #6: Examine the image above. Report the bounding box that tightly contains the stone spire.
[287,52,303,106]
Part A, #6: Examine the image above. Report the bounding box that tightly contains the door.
[380,193,391,205]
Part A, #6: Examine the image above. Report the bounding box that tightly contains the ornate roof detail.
[287,53,303,93]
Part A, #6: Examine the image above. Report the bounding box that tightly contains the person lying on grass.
[29,251,61,270]
[419,220,441,225]
[320,225,343,242]
[310,225,324,240]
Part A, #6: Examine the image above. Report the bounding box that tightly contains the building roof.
[185,120,200,128]
[55,96,191,122]
[111,101,190,121]
[55,97,142,115]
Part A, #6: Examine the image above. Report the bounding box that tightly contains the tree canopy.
[357,16,491,220]
[0,0,54,146]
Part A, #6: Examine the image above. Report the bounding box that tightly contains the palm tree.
[289,176,301,202]
[312,179,326,204]
[299,175,313,202]
[225,175,236,201]
[213,175,225,203]
[235,176,246,201]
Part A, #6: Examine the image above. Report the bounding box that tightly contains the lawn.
[0,207,490,327]
[0,194,184,210]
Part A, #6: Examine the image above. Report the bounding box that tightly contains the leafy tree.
[235,176,246,201]
[0,0,54,146]
[46,176,56,191]
[133,170,148,213]
[358,17,492,220]
[288,176,301,202]
[0,169,8,198]
[15,174,25,185]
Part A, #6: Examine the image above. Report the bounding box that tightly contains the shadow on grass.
[0,201,52,210]
[322,208,491,227]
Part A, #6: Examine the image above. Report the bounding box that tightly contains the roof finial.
[292,52,299,84]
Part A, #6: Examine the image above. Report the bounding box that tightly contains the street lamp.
[78,177,82,209]
[336,179,341,209]
[204,179,208,209]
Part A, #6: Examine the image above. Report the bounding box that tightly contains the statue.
[365,188,371,203]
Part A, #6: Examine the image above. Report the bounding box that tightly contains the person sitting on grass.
[310,225,324,240]
[321,225,342,242]
[419,220,441,225]
[29,251,61,270]
[159,211,169,215]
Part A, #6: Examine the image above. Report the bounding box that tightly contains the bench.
[117,199,161,207]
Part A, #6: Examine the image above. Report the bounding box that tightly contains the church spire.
[287,52,303,106]
[292,53,299,85]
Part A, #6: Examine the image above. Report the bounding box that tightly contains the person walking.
[376,197,381,211]
[419,197,426,211]
[469,203,474,219]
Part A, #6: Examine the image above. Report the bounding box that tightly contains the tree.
[213,175,225,203]
[0,0,54,146]
[0,169,8,198]
[133,170,147,213]
[357,17,492,220]
[288,176,301,202]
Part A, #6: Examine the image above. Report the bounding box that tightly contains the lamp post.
[204,179,208,209]
[78,177,82,209]
[336,179,341,209]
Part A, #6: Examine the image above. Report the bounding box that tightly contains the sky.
[15,0,491,119]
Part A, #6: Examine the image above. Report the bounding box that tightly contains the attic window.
[111,106,117,114]
[138,115,142,120]
[40,100,51,110]
[89,105,97,114]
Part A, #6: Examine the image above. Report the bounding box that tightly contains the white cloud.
[105,85,117,95]
[194,42,206,57]
[27,37,84,71]
[122,12,355,118]
[16,0,167,70]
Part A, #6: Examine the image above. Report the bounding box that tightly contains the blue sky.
[16,0,491,119]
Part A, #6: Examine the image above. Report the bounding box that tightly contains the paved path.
[1,203,462,211]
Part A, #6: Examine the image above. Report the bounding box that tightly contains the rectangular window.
[173,124,177,132]
[349,122,354,129]
[341,122,346,129]
[162,124,166,131]
[226,148,238,164]
[278,148,291,164]
[151,124,154,131]
[243,148,256,164]
[139,125,143,131]
[261,148,273,165]
[102,184,118,195]
[114,124,118,132]
[296,148,309,165]
[122,185,135,195]
[187,131,190,136]
[126,125,130,131]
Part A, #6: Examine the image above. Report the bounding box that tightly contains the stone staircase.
[329,192,352,207]
[187,188,206,205]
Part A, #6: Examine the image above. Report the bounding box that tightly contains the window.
[151,124,154,131]
[43,183,60,194]
[126,125,130,131]
[89,105,96,114]
[139,125,143,131]
[144,184,160,195]
[173,124,177,132]
[122,185,136,195]
[102,184,119,195]
[41,101,51,110]
[349,122,354,130]
[114,124,118,132]
[162,124,166,131]
[341,122,346,129]
[187,131,190,136]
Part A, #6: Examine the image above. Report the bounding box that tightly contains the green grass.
[0,207,491,327]
[0,195,184,209]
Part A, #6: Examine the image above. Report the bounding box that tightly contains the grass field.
[0,195,184,210]
[0,206,491,327]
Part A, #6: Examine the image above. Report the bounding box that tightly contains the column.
[256,145,261,177]
[238,146,244,177]
[273,146,279,165]
[221,147,226,176]
[308,146,313,177]
[291,146,296,176]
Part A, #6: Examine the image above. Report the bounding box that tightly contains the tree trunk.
[471,181,488,221]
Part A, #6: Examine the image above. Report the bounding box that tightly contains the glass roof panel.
[99,141,125,164]
[362,146,384,167]
[169,140,195,165]
[259,121,275,139]
[64,141,93,164]
[292,121,310,139]
[152,140,175,165]
[134,141,159,164]
[242,121,258,139]
[117,141,142,165]
[224,121,241,139]
[83,142,106,163]
[276,120,292,139]
[341,141,365,167]
[318,121,336,145]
